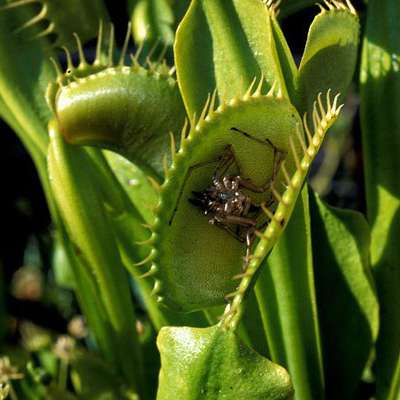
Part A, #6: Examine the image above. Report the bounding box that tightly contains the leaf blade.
[309,191,379,399]
[360,0,400,397]
[175,0,287,118]
[297,3,359,114]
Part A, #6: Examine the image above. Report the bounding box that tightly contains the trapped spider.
[170,127,286,267]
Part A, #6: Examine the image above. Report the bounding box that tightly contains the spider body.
[189,175,257,244]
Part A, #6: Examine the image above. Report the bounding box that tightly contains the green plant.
[0,0,398,399]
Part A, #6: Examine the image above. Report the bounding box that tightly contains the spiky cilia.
[0,0,108,48]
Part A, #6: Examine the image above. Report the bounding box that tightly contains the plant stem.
[8,384,18,400]
[58,361,68,391]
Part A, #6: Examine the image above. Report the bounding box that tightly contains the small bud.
[53,336,76,362]
[67,316,88,339]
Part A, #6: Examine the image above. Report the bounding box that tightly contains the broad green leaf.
[175,0,287,118]
[240,290,270,358]
[297,1,359,114]
[255,188,325,400]
[48,122,143,394]
[156,325,293,400]
[52,237,76,290]
[270,16,298,102]
[309,191,379,399]
[360,0,400,397]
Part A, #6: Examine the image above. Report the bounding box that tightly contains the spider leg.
[215,215,260,271]
[230,127,287,193]
[213,145,242,180]
[169,158,219,225]
[214,221,246,243]
[244,229,256,268]
[222,215,257,227]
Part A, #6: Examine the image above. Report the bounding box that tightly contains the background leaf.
[297,4,359,114]
[360,0,400,397]
[174,0,286,119]
[48,125,143,395]
[309,190,379,399]
[255,188,325,400]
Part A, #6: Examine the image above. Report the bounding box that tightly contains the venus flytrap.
[145,83,303,311]
[46,23,185,181]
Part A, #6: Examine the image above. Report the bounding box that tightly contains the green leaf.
[271,14,360,393]
[57,228,120,371]
[297,1,359,114]
[255,188,325,400]
[360,0,400,397]
[47,122,143,394]
[175,0,287,118]
[309,190,379,399]
[156,325,293,400]
[270,16,298,102]
[52,237,76,290]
